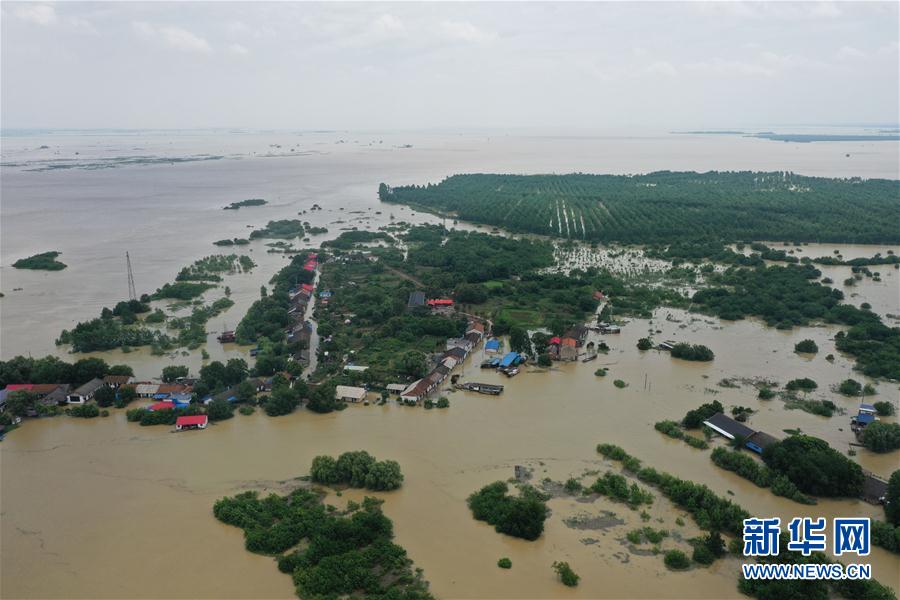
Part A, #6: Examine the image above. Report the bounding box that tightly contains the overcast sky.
[2,1,898,131]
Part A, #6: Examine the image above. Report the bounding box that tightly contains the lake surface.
[1,130,898,599]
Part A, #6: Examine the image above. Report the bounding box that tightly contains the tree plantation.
[379,172,900,243]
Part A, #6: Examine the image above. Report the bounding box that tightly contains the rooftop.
[703,413,756,440]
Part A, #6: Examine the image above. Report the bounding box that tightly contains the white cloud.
[14,4,56,26]
[12,4,97,33]
[645,61,677,77]
[836,46,867,60]
[685,58,776,77]
[876,41,900,56]
[692,1,842,20]
[440,20,497,44]
[133,21,213,55]
[370,14,405,38]
[228,43,249,56]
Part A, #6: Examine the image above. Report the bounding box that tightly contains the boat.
[582,354,598,363]
[217,330,236,343]
[456,382,504,395]
[502,367,519,377]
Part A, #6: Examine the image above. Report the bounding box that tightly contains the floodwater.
[2,130,899,599]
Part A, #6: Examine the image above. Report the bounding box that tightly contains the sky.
[2,1,898,131]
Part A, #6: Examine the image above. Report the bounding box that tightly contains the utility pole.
[126,252,137,301]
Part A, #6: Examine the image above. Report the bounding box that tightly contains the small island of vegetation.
[213,488,433,599]
[223,198,267,210]
[467,481,549,541]
[12,251,67,271]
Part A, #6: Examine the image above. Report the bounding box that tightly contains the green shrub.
[758,388,775,400]
[497,557,512,569]
[552,561,579,587]
[613,379,627,388]
[692,545,715,565]
[794,339,818,353]
[873,401,895,417]
[785,378,817,392]
[664,549,690,570]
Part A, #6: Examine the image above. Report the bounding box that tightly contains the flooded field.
[2,130,899,599]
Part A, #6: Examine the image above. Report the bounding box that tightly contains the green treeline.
[596,444,897,598]
[213,489,433,599]
[380,172,900,243]
[692,264,900,379]
[596,443,749,536]
[710,447,814,504]
[12,251,67,270]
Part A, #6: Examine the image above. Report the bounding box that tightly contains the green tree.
[72,357,109,386]
[873,401,895,417]
[207,398,235,421]
[398,351,426,379]
[162,365,189,383]
[336,451,376,487]
[264,385,300,416]
[885,470,900,526]
[537,353,552,367]
[5,390,36,417]
[637,337,653,351]
[94,385,116,407]
[509,327,531,355]
[107,364,134,377]
[794,339,819,353]
[862,422,900,453]
[115,385,137,408]
[365,460,404,491]
[838,379,862,396]
[236,380,257,404]
[307,383,338,414]
[310,455,340,485]
[763,435,863,497]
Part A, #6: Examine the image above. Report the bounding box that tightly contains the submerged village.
[3,173,900,600]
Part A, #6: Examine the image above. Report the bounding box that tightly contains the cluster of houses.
[0,374,139,416]
[406,292,456,315]
[285,252,321,364]
[396,319,487,404]
[546,324,590,361]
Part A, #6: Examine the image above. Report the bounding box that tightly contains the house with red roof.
[175,415,208,431]
[148,401,175,411]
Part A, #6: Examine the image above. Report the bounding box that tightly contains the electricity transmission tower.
[126,252,137,301]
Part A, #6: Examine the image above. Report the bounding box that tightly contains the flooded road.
[2,130,899,598]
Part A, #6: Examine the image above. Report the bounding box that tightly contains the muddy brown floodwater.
[2,131,899,599]
[3,305,899,599]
